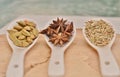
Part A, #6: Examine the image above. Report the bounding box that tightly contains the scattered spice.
[8,20,39,47]
[85,19,114,46]
[40,18,73,46]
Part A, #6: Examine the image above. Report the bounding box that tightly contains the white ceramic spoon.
[6,18,39,77]
[82,19,120,77]
[43,17,76,77]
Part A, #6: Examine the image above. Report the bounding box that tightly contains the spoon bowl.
[83,19,116,49]
[82,19,120,77]
[6,18,39,77]
[43,17,76,77]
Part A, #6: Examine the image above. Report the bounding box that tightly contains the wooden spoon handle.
[97,48,120,77]
[6,51,25,77]
[48,49,64,77]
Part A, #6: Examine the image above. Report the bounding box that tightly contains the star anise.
[40,18,73,46]
[40,27,57,37]
[49,18,67,32]
[63,22,73,36]
[49,33,69,45]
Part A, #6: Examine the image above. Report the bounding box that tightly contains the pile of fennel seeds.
[85,19,114,46]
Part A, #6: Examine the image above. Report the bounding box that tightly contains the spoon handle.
[97,48,120,77]
[48,49,64,77]
[6,51,25,77]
